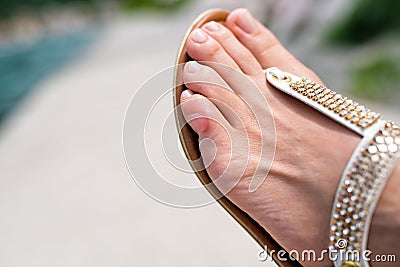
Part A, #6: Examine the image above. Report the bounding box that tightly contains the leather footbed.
[173,9,302,267]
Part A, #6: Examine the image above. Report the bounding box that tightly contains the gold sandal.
[173,9,302,267]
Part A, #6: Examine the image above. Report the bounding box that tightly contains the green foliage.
[0,0,191,18]
[122,0,190,12]
[326,0,400,45]
[350,56,400,101]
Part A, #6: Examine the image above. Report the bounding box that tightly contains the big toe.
[180,90,234,179]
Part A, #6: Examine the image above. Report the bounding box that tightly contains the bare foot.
[179,8,400,267]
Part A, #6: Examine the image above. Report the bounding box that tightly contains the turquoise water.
[0,30,95,124]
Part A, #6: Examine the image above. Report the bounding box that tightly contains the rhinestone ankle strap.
[265,68,400,267]
[329,120,400,267]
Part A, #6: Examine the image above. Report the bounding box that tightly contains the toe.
[201,21,262,76]
[183,61,254,129]
[187,28,259,91]
[186,28,241,75]
[180,90,238,182]
[186,29,270,108]
[226,8,321,82]
[183,61,230,92]
[180,90,232,140]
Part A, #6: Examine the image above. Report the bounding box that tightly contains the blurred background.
[0,0,399,266]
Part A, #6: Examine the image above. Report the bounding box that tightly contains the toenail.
[236,9,258,34]
[186,61,200,73]
[181,90,193,100]
[205,21,220,31]
[192,29,208,43]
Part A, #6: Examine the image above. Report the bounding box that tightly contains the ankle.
[376,164,400,225]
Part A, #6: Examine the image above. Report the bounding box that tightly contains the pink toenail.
[192,29,207,43]
[181,90,193,100]
[186,61,200,73]
[236,9,257,34]
[205,21,220,31]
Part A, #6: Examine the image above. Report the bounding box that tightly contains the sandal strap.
[265,68,400,267]
[329,120,400,267]
[265,67,381,137]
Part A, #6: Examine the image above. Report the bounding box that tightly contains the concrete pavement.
[0,3,276,267]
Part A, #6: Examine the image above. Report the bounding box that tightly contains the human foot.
[179,9,400,266]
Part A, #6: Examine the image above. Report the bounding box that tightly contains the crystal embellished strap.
[265,68,381,136]
[329,120,400,267]
[265,68,400,267]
